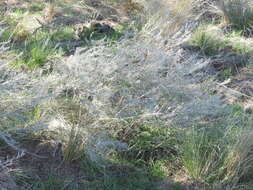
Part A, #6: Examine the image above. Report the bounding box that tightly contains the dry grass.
[169,0,194,16]
[160,0,200,36]
[223,130,253,188]
[1,1,253,189]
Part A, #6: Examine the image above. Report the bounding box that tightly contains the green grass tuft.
[189,25,226,55]
[116,122,178,162]
[180,104,253,188]
[189,24,253,56]
[13,40,56,69]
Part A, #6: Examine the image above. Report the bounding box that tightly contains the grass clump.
[218,0,253,32]
[0,20,27,42]
[181,125,226,183]
[223,130,253,188]
[10,26,76,69]
[189,25,226,55]
[115,121,179,162]
[6,22,124,69]
[226,31,253,54]
[13,39,56,69]
[24,43,51,68]
[148,160,168,179]
[63,125,85,162]
[189,24,253,56]
[180,105,253,188]
[51,27,75,42]
[80,153,160,190]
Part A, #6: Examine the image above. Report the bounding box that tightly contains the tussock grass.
[12,40,57,69]
[0,20,27,43]
[181,105,253,188]
[9,26,76,69]
[189,24,253,56]
[226,31,253,54]
[62,124,85,162]
[114,120,179,162]
[181,125,225,182]
[214,0,253,33]
[222,130,253,188]
[189,25,226,55]
[4,24,124,69]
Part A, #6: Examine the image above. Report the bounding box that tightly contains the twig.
[216,82,253,99]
